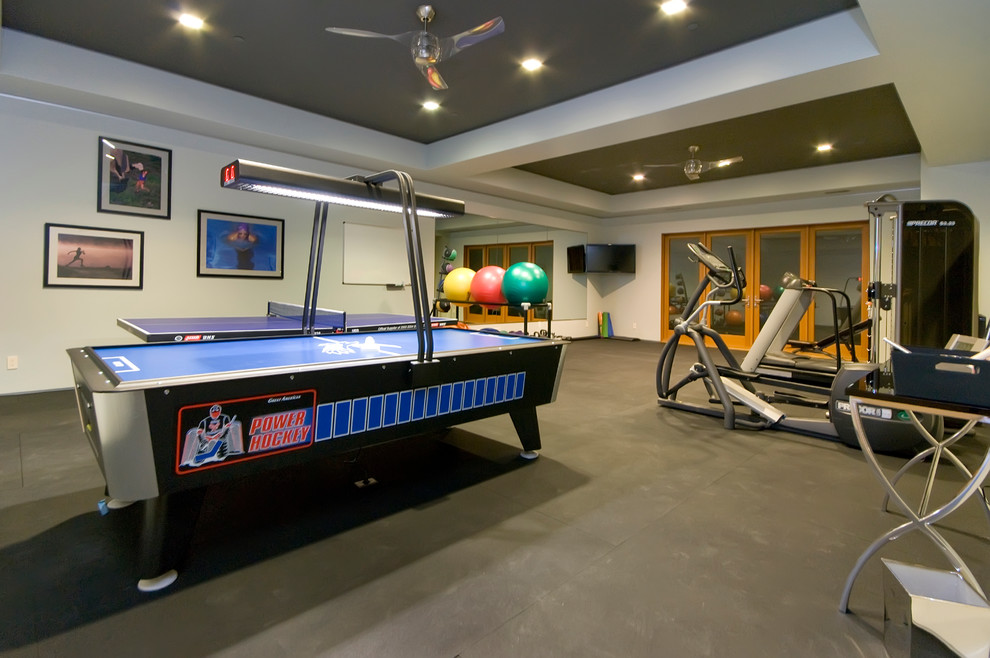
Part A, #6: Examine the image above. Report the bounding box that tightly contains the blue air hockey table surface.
[68,326,567,591]
[85,328,539,388]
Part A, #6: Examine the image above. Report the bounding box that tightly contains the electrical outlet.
[632,322,638,329]
[6,355,18,370]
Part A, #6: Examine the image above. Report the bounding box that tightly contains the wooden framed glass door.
[662,222,867,354]
[463,245,488,323]
[505,243,532,324]
[464,245,507,323]
[662,231,753,348]
[707,232,752,349]
[754,227,807,342]
[661,234,704,341]
[462,241,554,325]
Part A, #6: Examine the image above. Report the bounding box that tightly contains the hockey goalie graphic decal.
[176,390,316,474]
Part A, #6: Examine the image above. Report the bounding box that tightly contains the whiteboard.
[342,222,411,286]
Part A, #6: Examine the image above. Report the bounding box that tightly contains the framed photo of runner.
[97,136,172,219]
[197,210,285,278]
[43,223,144,289]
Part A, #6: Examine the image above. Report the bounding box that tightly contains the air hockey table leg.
[510,406,542,460]
[136,488,207,592]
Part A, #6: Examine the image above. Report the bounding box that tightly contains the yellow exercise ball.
[443,267,476,303]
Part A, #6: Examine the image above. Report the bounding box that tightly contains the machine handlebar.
[687,242,744,305]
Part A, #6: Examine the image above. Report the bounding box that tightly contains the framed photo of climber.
[97,136,172,219]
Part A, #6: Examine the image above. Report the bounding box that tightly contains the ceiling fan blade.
[440,17,505,60]
[325,27,415,45]
[695,155,743,175]
[707,156,743,169]
[419,64,448,90]
[642,162,684,169]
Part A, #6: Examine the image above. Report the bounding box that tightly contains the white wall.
[581,200,909,342]
[3,90,987,395]
[0,95,434,394]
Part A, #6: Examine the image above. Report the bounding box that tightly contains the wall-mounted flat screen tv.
[585,244,636,273]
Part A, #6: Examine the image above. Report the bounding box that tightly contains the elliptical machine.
[656,242,923,451]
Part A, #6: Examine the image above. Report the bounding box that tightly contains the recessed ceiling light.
[422,100,440,111]
[632,173,646,182]
[521,58,543,72]
[178,13,204,29]
[660,1,687,16]
[817,143,834,152]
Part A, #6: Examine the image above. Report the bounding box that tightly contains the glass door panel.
[755,229,805,340]
[479,246,506,323]
[810,224,868,359]
[463,245,486,323]
[506,244,531,322]
[708,232,751,348]
[662,234,703,341]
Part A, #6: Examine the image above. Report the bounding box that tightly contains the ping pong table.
[117,301,457,343]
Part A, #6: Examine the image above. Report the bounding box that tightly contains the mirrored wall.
[434,214,588,321]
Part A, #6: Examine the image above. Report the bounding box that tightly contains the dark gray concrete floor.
[1,338,988,657]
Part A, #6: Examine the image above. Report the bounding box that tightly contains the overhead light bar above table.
[221,160,465,218]
[221,159,465,367]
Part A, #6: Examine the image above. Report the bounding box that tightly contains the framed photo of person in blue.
[197,210,284,278]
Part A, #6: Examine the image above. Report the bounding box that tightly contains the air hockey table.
[68,326,566,591]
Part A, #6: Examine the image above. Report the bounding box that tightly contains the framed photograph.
[44,223,144,289]
[97,137,172,219]
[197,210,284,278]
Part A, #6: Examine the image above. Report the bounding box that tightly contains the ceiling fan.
[644,145,743,181]
[325,5,505,90]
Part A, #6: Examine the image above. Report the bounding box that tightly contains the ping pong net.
[267,301,346,332]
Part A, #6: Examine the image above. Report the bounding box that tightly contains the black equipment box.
[891,348,990,407]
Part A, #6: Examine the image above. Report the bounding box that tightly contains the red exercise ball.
[759,284,772,301]
[471,265,507,307]
[726,310,744,326]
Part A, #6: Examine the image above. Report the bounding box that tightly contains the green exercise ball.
[502,262,549,305]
